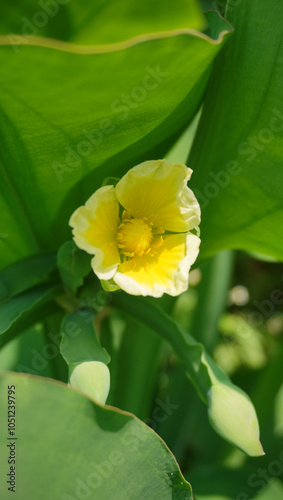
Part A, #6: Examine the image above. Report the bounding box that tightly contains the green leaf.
[215,313,267,374]
[0,252,57,302]
[188,0,283,261]
[0,0,205,43]
[187,464,255,500]
[0,12,232,267]
[57,241,91,293]
[60,311,110,365]
[112,292,264,456]
[0,284,60,347]
[0,371,193,499]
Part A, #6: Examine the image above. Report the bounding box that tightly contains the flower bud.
[208,383,264,456]
[69,361,110,405]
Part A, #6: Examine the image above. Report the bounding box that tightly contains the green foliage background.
[0,0,283,499]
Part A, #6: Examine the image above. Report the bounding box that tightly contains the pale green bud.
[208,383,264,457]
[69,361,110,405]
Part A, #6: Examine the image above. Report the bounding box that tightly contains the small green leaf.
[207,382,264,457]
[101,279,120,292]
[0,371,193,500]
[60,311,110,365]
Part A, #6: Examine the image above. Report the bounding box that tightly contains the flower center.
[117,218,153,257]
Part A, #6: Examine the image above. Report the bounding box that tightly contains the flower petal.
[69,185,121,280]
[115,159,200,232]
[113,233,200,297]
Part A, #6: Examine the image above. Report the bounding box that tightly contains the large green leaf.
[0,252,57,301]
[0,284,60,347]
[0,371,193,499]
[0,12,232,267]
[188,0,283,261]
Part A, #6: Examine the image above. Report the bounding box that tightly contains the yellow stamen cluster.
[117,211,164,258]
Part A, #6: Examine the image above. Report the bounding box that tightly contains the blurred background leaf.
[0,283,61,347]
[0,371,193,500]
[1,0,283,498]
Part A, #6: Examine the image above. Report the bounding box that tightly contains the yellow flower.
[69,159,201,297]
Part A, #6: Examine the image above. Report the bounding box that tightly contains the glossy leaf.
[0,371,193,499]
[189,0,283,261]
[0,11,232,267]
